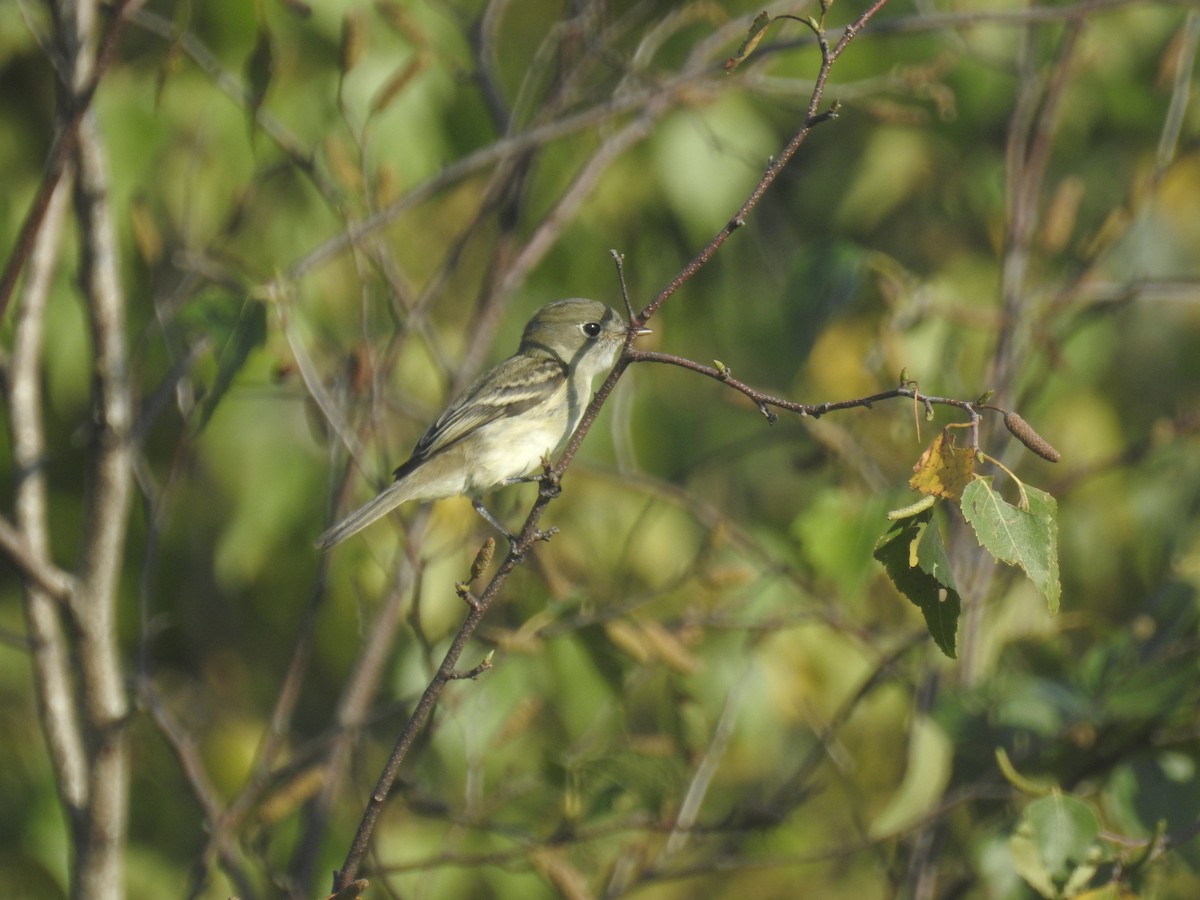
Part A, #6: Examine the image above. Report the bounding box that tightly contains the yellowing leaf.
[725,12,772,73]
[869,714,953,838]
[1073,885,1139,900]
[605,618,702,674]
[257,766,326,826]
[371,53,429,115]
[339,9,367,75]
[909,428,976,500]
[129,196,163,266]
[637,618,702,675]
[605,618,652,663]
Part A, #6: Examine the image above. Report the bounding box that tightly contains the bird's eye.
[582,321,602,337]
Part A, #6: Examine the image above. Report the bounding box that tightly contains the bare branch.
[10,164,89,818]
[991,17,1084,397]
[330,546,526,890]
[0,516,77,601]
[70,103,134,900]
[287,569,417,896]
[626,350,982,423]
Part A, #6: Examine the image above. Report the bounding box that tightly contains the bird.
[316,298,649,550]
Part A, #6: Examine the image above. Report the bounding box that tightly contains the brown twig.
[635,0,888,326]
[286,570,417,896]
[331,547,528,890]
[364,783,1004,882]
[625,350,982,424]
[137,677,257,900]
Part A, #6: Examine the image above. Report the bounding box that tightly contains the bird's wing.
[394,355,566,478]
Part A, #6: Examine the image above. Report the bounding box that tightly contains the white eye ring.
[582,322,602,337]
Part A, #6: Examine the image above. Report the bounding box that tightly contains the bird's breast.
[462,390,572,493]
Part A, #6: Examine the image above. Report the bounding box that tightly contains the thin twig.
[1155,9,1200,174]
[662,663,753,857]
[331,548,527,890]
[288,570,417,896]
[368,783,1004,881]
[626,349,980,423]
[137,677,258,900]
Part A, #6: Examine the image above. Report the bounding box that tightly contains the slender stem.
[626,350,982,421]
[332,550,523,889]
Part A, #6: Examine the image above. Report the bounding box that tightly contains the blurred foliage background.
[2,0,1200,897]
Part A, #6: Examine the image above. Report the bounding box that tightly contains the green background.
[2,0,1199,897]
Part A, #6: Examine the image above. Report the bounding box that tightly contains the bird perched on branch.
[317,298,649,550]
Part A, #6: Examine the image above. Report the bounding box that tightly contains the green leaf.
[194,298,268,433]
[874,509,961,658]
[1010,793,1101,897]
[339,9,366,75]
[868,714,953,837]
[996,746,1057,797]
[1009,822,1057,898]
[961,477,1061,613]
[244,24,275,129]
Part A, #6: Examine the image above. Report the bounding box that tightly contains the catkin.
[1004,411,1060,462]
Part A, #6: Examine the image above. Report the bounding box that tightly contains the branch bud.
[470,537,496,581]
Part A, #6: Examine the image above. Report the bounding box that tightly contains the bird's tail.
[315,480,414,550]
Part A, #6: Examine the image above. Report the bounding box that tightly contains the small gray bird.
[317,298,648,549]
